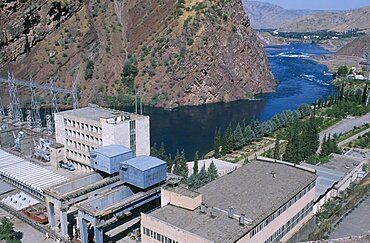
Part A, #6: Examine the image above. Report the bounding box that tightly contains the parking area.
[330,193,370,239]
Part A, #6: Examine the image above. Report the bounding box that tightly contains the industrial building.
[302,152,369,213]
[54,104,150,172]
[141,158,317,243]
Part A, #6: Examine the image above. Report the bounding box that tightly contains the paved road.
[330,193,370,239]
[237,141,277,164]
[317,112,370,153]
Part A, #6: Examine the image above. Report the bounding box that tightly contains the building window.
[142,227,178,243]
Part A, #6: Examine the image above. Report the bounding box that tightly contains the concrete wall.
[102,122,130,148]
[54,114,65,145]
[141,213,212,243]
[52,173,103,194]
[161,188,202,211]
[50,146,65,168]
[88,187,133,210]
[237,187,316,243]
[136,116,150,156]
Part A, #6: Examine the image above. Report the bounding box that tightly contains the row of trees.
[187,152,218,189]
[213,104,312,158]
[284,115,319,163]
[320,134,342,157]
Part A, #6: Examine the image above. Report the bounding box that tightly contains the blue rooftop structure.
[120,156,167,189]
[92,145,132,158]
[91,145,133,174]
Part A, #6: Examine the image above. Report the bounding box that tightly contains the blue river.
[135,43,337,159]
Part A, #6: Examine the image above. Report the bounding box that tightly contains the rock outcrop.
[0,0,275,107]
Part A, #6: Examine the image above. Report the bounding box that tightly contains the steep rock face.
[0,0,275,108]
[129,0,275,106]
[0,0,82,65]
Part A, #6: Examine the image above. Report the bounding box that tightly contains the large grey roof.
[93,145,132,158]
[150,160,316,242]
[121,156,166,171]
[321,154,364,175]
[56,106,144,122]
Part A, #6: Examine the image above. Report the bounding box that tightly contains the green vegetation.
[0,218,20,243]
[214,104,312,160]
[309,182,370,240]
[266,29,365,40]
[84,60,94,80]
[121,55,139,95]
[350,130,370,149]
[187,160,218,189]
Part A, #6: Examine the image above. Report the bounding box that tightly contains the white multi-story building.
[54,104,150,172]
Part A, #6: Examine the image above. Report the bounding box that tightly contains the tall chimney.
[239,214,245,225]
[228,207,234,219]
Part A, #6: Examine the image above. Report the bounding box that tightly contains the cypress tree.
[150,143,158,157]
[244,125,255,145]
[362,84,368,105]
[273,137,280,160]
[233,123,245,149]
[207,161,218,181]
[193,151,199,175]
[214,128,220,158]
[339,82,345,101]
[172,150,181,175]
[158,142,168,161]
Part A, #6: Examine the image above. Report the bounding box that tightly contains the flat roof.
[321,154,365,175]
[301,163,344,200]
[56,106,145,122]
[93,145,132,158]
[0,149,69,194]
[121,156,166,171]
[149,160,316,242]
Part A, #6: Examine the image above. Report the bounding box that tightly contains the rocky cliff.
[0,0,275,107]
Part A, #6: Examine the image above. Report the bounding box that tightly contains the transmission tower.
[50,77,59,115]
[45,114,53,134]
[72,80,79,109]
[7,71,23,122]
[30,75,42,128]
[26,109,32,128]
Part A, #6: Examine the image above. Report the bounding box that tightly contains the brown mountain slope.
[0,0,275,107]
[336,35,370,57]
[280,6,370,33]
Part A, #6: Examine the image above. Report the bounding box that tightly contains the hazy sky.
[255,0,370,10]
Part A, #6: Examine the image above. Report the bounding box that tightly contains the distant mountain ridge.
[280,6,370,34]
[243,0,325,29]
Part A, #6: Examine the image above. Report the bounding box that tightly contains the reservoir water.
[132,43,336,158]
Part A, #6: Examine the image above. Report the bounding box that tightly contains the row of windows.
[64,119,102,134]
[66,139,96,152]
[264,201,314,243]
[142,227,178,243]
[251,181,315,237]
[66,149,90,163]
[65,129,102,145]
[129,121,136,156]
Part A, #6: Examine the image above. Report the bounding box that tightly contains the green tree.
[193,151,199,175]
[207,161,218,181]
[221,124,234,155]
[273,137,280,160]
[362,83,368,105]
[0,218,20,243]
[150,143,158,157]
[243,125,255,145]
[336,65,349,77]
[233,123,245,149]
[214,128,221,158]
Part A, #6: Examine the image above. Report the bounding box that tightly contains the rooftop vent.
[239,214,245,225]
[200,203,206,214]
[228,207,234,219]
[210,206,216,218]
